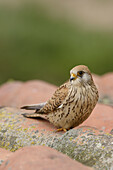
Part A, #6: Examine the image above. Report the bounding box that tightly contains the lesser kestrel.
[21,65,99,131]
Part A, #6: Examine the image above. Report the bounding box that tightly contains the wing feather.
[36,83,69,113]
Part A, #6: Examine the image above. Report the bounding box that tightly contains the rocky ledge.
[0,73,113,169]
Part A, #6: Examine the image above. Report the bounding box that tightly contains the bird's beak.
[70,73,77,81]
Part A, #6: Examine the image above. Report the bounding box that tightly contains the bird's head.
[70,65,93,86]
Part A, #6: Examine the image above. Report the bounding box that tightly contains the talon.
[56,128,67,132]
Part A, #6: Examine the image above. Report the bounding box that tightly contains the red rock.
[0,146,91,170]
[0,80,57,107]
[79,103,113,133]
[0,75,113,134]
[0,73,113,108]
[0,81,23,107]
[92,74,101,85]
[93,73,113,97]
[0,148,12,161]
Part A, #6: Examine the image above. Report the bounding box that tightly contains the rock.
[0,73,113,107]
[49,128,113,169]
[0,76,113,169]
[93,73,113,97]
[0,149,12,165]
[0,81,23,107]
[0,73,113,108]
[0,107,113,169]
[110,129,113,135]
[0,107,57,151]
[0,146,91,170]
[0,102,112,153]
[0,80,57,107]
[78,103,113,133]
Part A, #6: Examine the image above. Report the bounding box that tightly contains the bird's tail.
[21,102,47,111]
[22,112,47,119]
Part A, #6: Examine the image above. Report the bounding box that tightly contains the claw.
[56,128,67,132]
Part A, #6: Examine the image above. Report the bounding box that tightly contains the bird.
[21,65,99,132]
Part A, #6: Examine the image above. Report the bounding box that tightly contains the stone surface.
[78,103,113,133]
[0,73,113,107]
[0,146,91,170]
[50,128,113,169]
[0,80,57,107]
[93,73,113,102]
[0,107,57,151]
[0,75,113,169]
[0,149,12,165]
[0,107,113,169]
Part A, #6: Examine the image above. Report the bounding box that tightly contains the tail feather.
[21,102,47,111]
[22,113,47,119]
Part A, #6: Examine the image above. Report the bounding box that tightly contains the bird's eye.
[77,71,84,77]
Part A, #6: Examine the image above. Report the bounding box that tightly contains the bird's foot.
[56,128,67,132]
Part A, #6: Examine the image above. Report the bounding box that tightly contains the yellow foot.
[56,128,67,132]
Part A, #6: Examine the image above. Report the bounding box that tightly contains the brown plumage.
[21,65,99,131]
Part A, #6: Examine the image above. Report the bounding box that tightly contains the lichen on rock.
[0,107,113,169]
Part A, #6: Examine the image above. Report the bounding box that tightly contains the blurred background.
[0,0,113,86]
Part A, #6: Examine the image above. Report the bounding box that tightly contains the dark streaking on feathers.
[21,65,99,131]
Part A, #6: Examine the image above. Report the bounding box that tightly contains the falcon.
[21,65,99,132]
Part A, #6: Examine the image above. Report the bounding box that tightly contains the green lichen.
[0,108,113,169]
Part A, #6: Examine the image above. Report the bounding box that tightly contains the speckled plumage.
[21,65,99,130]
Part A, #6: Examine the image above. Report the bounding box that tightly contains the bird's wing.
[36,83,69,114]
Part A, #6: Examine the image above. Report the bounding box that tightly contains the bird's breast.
[47,84,98,129]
